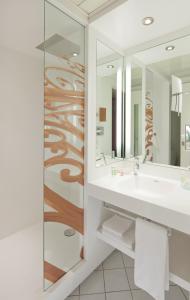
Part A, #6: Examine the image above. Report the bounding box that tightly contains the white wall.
[0,0,44,299]
[0,45,44,238]
[96,76,115,156]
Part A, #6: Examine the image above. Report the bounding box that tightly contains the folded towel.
[102,222,135,250]
[134,218,169,300]
[102,215,133,238]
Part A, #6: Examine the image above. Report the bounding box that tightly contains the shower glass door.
[43,1,85,289]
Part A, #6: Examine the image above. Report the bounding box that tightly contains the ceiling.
[134,35,190,82]
[149,54,190,82]
[71,0,113,14]
[92,0,190,51]
[134,35,190,66]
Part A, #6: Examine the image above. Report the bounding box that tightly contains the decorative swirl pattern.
[44,58,85,284]
[145,95,153,161]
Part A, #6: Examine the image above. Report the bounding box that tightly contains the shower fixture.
[36,34,80,59]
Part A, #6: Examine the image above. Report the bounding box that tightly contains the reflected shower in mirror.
[134,34,190,168]
[96,41,124,167]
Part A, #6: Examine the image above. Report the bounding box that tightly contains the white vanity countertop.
[87,173,190,235]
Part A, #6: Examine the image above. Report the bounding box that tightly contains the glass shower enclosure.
[42,1,85,289]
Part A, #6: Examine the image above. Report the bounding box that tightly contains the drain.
[64,228,76,237]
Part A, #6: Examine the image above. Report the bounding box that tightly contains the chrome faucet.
[134,157,140,176]
[100,152,107,165]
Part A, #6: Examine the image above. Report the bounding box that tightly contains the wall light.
[107,64,114,69]
[165,45,175,51]
[116,67,122,157]
[72,52,78,57]
[142,17,154,26]
[125,63,132,157]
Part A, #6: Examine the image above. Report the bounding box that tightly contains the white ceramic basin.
[117,174,176,198]
[88,172,190,235]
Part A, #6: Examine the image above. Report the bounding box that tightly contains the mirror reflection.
[129,62,143,158]
[96,41,124,167]
[185,124,190,151]
[133,35,190,168]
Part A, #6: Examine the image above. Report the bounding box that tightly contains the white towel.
[102,222,135,250]
[171,75,182,114]
[102,215,133,238]
[134,218,169,300]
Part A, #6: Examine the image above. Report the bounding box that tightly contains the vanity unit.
[86,6,190,299]
[88,164,190,293]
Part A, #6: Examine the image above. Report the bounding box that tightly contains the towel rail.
[103,202,136,221]
[103,202,172,237]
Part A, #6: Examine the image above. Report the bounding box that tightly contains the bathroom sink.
[88,172,190,235]
[117,174,176,198]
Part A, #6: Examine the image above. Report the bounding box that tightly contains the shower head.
[36,34,80,59]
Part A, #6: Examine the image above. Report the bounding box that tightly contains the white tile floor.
[67,250,189,300]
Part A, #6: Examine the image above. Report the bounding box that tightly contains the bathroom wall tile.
[126,268,139,290]
[106,291,133,300]
[122,254,134,268]
[104,269,130,292]
[103,250,124,270]
[80,271,105,295]
[80,294,106,300]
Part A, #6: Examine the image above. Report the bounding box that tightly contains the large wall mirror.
[96,40,124,167]
[132,34,190,168]
[95,34,190,169]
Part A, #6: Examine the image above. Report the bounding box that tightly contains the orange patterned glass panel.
[145,92,154,161]
[44,2,85,289]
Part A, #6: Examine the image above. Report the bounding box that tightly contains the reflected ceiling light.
[165,45,175,51]
[107,64,114,69]
[142,17,154,26]
[72,52,78,57]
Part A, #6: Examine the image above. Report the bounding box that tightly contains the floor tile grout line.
[102,264,107,300]
[79,288,135,296]
[80,292,107,296]
[121,252,134,300]
[179,287,188,300]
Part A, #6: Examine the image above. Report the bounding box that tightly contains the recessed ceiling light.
[142,17,154,26]
[165,45,175,51]
[72,52,78,57]
[107,65,114,69]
